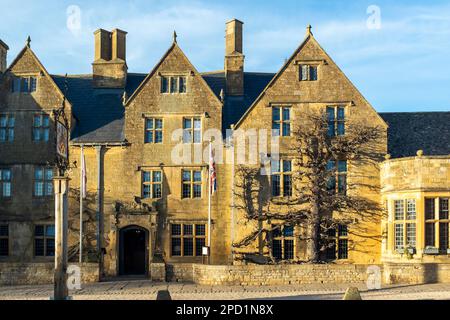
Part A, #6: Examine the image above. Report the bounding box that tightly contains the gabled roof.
[0,39,8,50]
[380,112,450,158]
[125,42,222,107]
[233,32,388,130]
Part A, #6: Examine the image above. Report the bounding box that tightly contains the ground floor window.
[171,224,206,257]
[392,199,417,252]
[326,224,349,260]
[0,224,8,256]
[271,225,294,261]
[34,225,55,257]
[425,198,450,253]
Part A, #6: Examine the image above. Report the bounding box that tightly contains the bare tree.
[232,110,385,263]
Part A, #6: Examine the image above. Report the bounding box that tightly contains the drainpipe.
[96,145,104,279]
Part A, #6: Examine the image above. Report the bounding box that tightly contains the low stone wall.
[166,263,194,282]
[0,263,99,286]
[384,263,450,285]
[192,264,371,286]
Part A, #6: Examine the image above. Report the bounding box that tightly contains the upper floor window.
[271,160,292,197]
[272,225,295,261]
[272,107,291,137]
[327,160,347,194]
[161,76,187,94]
[171,224,206,257]
[33,114,50,142]
[327,106,345,137]
[11,76,37,93]
[325,225,349,260]
[425,198,449,254]
[0,169,12,198]
[182,170,202,199]
[34,225,55,257]
[34,167,53,197]
[145,118,163,144]
[0,224,9,256]
[393,199,416,252]
[142,170,162,199]
[300,65,318,81]
[183,118,201,144]
[0,114,14,142]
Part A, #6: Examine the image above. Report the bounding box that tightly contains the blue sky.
[1,0,449,112]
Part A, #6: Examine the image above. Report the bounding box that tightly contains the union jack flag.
[209,146,217,194]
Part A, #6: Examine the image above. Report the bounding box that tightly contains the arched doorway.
[119,226,149,276]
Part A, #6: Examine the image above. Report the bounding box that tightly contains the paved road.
[1,281,450,300]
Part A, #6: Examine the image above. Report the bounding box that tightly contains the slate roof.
[52,73,145,143]
[202,72,275,133]
[52,72,450,159]
[380,112,450,158]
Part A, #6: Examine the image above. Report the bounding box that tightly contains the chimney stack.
[92,28,127,88]
[0,39,9,74]
[225,19,245,96]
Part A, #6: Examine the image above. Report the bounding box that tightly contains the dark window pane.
[153,171,162,182]
[161,77,168,93]
[45,225,55,237]
[283,226,294,237]
[282,108,290,121]
[143,172,151,183]
[327,107,335,121]
[46,239,55,256]
[272,175,280,197]
[182,184,191,198]
[283,160,292,172]
[193,171,202,182]
[284,240,294,260]
[153,184,161,198]
[182,170,191,182]
[30,77,37,92]
[439,223,449,253]
[309,66,318,81]
[440,199,449,220]
[272,122,280,136]
[35,239,44,256]
[338,175,347,194]
[196,238,205,256]
[0,239,8,256]
[272,225,282,238]
[338,225,348,237]
[171,224,181,236]
[0,225,8,236]
[170,77,178,93]
[425,198,435,220]
[338,161,347,173]
[272,108,280,121]
[326,241,336,260]
[183,225,193,236]
[272,239,282,260]
[179,77,186,93]
[193,184,201,198]
[282,123,290,136]
[337,107,345,120]
[155,131,163,143]
[143,185,151,198]
[283,175,292,197]
[195,225,206,236]
[183,238,193,256]
[338,239,348,259]
[425,223,435,247]
[171,238,181,256]
[35,225,44,237]
[21,78,29,92]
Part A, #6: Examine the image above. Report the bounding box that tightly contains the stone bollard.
[156,290,172,300]
[343,287,362,300]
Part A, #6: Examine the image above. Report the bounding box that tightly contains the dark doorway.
[119,226,148,276]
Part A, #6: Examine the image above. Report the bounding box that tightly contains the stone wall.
[0,263,99,286]
[384,263,450,285]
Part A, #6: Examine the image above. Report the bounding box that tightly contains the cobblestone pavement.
[1,281,450,300]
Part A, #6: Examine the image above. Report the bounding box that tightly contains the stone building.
[0,19,449,282]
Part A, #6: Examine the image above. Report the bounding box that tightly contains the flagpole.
[207,141,212,259]
[79,145,83,264]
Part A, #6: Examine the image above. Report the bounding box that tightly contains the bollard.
[156,290,172,300]
[343,287,362,300]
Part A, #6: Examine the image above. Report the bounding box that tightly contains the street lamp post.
[52,77,70,300]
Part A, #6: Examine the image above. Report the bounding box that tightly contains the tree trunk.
[307,179,321,263]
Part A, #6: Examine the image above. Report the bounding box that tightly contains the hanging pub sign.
[56,121,68,160]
